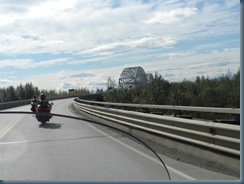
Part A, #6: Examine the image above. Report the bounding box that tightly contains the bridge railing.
[73,98,240,157]
[0,100,30,110]
[0,96,77,110]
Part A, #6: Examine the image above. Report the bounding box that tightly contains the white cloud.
[0,0,239,55]
[0,59,33,68]
[79,36,177,55]
[33,58,70,67]
[145,7,198,24]
[164,51,197,59]
[0,58,70,69]
[141,48,240,81]
[0,79,13,84]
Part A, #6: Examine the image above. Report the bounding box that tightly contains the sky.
[0,0,240,92]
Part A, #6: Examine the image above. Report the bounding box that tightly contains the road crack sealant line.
[0,114,25,140]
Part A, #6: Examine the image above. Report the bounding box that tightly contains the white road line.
[0,114,25,140]
[166,165,197,180]
[66,104,196,180]
[66,103,76,117]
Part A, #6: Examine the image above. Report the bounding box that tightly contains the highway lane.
[0,98,239,181]
[0,98,170,181]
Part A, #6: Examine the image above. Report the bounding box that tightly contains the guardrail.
[0,100,30,110]
[73,98,240,157]
[0,96,78,110]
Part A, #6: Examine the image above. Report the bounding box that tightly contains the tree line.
[102,69,240,120]
[0,82,90,102]
[1,69,239,109]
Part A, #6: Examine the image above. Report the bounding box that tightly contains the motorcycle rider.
[31,95,38,103]
[36,93,52,123]
[30,95,38,112]
[38,93,50,106]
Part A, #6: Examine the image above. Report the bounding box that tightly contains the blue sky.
[0,0,240,91]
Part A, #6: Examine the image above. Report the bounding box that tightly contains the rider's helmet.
[33,95,36,99]
[40,93,46,100]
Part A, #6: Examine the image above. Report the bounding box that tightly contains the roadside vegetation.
[103,70,240,108]
[0,82,90,102]
[102,69,240,121]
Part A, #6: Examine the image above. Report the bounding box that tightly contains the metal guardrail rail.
[73,98,240,157]
[75,99,240,114]
[0,100,30,110]
[0,96,78,110]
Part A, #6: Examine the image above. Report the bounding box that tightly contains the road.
[0,98,239,182]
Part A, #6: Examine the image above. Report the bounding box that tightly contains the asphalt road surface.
[0,98,239,182]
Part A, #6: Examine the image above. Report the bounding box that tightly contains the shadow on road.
[39,122,62,129]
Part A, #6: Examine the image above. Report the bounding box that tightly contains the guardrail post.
[142,108,149,113]
[173,109,182,117]
[235,115,240,124]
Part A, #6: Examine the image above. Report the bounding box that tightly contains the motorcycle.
[30,101,38,112]
[35,101,54,124]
